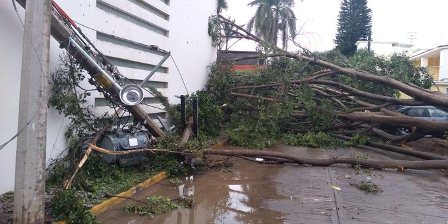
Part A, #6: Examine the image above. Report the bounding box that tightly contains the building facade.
[356,41,413,56]
[410,45,448,94]
[0,0,217,194]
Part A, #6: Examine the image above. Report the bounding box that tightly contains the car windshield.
[428,108,448,117]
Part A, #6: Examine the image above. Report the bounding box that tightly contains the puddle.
[97,155,288,224]
[97,145,448,224]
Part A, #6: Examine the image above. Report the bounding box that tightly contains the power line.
[11,0,48,80]
[170,55,190,95]
[2,1,49,151]
[0,111,38,151]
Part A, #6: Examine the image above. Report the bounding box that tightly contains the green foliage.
[48,54,111,188]
[206,63,236,103]
[124,195,193,216]
[358,180,381,192]
[226,100,294,148]
[68,155,156,205]
[149,154,188,177]
[282,132,343,149]
[204,48,431,150]
[154,135,209,176]
[168,177,183,186]
[347,133,369,146]
[173,196,194,208]
[124,195,178,216]
[346,50,433,97]
[196,90,223,138]
[335,0,372,56]
[217,0,228,14]
[188,90,223,138]
[51,189,97,224]
[208,15,222,48]
[49,54,105,141]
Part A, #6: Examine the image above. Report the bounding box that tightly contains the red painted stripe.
[52,1,78,29]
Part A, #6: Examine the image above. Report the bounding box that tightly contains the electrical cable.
[3,1,50,151]
[141,102,165,111]
[0,111,38,151]
[48,117,66,160]
[11,0,48,78]
[170,55,190,95]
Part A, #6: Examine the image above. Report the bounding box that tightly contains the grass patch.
[281,132,343,149]
[357,181,382,193]
[124,195,193,216]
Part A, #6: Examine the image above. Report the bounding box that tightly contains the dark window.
[407,108,429,117]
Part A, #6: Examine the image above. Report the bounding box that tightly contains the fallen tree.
[204,15,448,151]
[206,149,448,170]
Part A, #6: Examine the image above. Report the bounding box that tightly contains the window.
[428,108,448,117]
[407,108,429,117]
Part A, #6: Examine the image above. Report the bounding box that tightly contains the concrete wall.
[0,0,216,194]
[167,0,218,103]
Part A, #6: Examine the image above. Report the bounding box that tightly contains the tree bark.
[336,135,448,160]
[339,113,448,132]
[206,149,448,170]
[180,117,194,144]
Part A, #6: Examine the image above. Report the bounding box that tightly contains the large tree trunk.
[206,149,448,170]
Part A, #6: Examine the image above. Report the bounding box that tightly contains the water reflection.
[97,145,291,224]
[149,160,286,224]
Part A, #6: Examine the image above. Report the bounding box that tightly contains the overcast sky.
[222,0,448,52]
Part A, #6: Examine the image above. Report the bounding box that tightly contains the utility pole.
[14,0,51,223]
[408,32,418,45]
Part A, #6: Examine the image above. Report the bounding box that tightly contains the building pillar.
[439,49,448,81]
[420,57,428,67]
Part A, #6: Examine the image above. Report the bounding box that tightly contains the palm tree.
[247,0,297,50]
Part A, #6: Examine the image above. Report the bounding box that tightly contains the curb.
[90,171,167,216]
[57,139,227,223]
[89,139,227,216]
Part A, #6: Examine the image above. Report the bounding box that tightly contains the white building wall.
[167,0,218,103]
[0,2,70,194]
[0,0,217,194]
[356,41,412,56]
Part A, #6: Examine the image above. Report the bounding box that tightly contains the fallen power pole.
[16,0,166,138]
[13,0,51,223]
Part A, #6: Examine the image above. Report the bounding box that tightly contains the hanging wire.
[2,1,52,151]
[11,0,48,78]
[0,111,38,151]
[170,55,190,95]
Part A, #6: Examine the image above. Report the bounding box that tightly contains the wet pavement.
[97,145,448,224]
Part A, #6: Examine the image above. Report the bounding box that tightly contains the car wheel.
[396,127,411,136]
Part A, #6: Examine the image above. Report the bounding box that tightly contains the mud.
[97,144,448,224]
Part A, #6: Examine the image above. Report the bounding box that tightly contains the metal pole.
[192,97,199,137]
[68,38,122,91]
[140,52,170,87]
[180,95,186,128]
[14,0,51,223]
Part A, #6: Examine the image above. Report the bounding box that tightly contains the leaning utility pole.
[13,0,51,223]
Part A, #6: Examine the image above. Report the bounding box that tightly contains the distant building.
[410,45,448,94]
[218,50,266,71]
[356,41,413,56]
